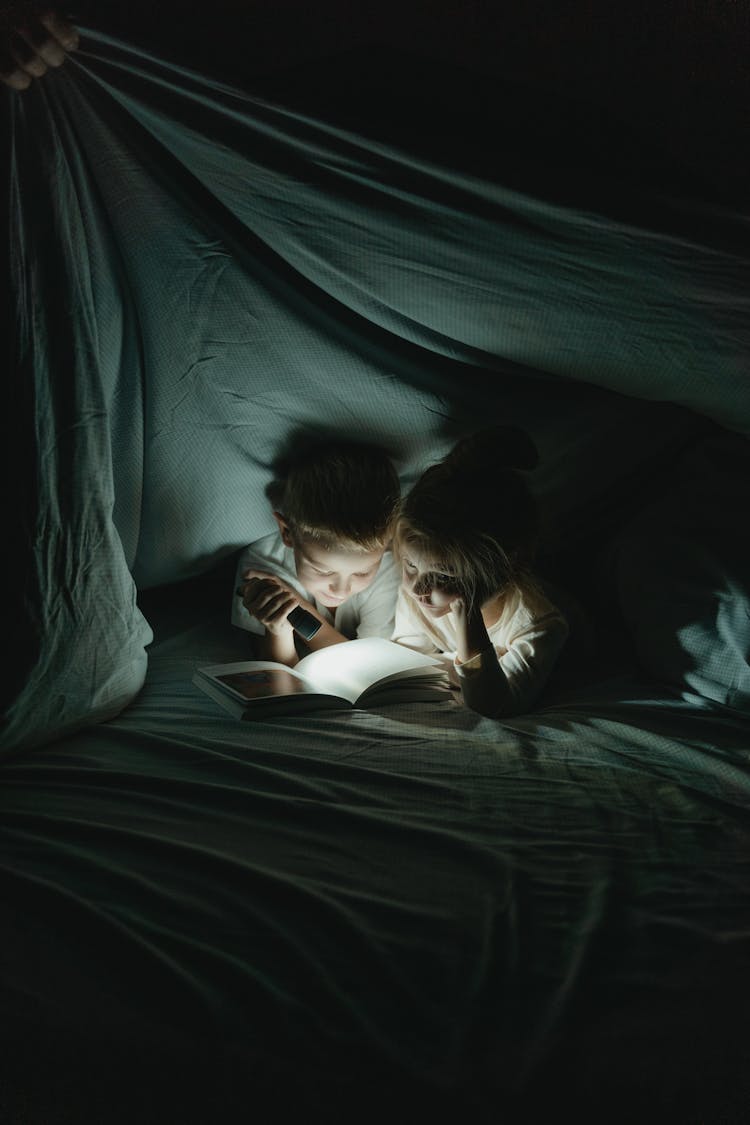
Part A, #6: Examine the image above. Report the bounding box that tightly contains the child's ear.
[273,511,295,548]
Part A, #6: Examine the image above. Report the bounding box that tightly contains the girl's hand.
[450,595,492,664]
[449,595,468,627]
[237,570,302,637]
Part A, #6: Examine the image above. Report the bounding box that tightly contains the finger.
[242,572,296,604]
[1,8,79,88]
[243,582,280,615]
[0,60,32,89]
[13,12,79,74]
[6,28,48,77]
[242,576,274,604]
[249,586,297,622]
[251,587,295,619]
[24,29,67,69]
[263,595,298,624]
[242,568,280,583]
[237,577,264,597]
[39,11,80,52]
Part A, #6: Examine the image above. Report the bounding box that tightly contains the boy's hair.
[394,427,541,607]
[267,440,400,552]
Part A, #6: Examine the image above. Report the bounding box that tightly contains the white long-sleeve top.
[392,583,569,715]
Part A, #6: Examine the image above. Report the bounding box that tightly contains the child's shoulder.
[502,583,568,635]
[376,548,401,584]
[355,548,400,605]
[236,530,297,581]
[240,529,287,563]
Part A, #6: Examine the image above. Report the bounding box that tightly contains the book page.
[212,666,322,702]
[198,660,320,704]
[294,637,441,703]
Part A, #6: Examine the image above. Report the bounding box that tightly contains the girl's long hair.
[395,426,542,608]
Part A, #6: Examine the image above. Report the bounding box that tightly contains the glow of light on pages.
[299,637,437,700]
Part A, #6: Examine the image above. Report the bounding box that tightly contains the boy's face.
[275,516,384,610]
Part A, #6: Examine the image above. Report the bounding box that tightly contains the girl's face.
[400,545,461,619]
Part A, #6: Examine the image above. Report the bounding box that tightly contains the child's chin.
[421,602,450,616]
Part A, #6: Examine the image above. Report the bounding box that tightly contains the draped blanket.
[3,28,750,746]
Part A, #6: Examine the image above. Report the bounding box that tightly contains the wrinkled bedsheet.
[2,609,749,1121]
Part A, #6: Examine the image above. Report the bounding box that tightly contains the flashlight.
[286,605,323,640]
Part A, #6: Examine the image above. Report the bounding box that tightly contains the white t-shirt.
[392,583,569,714]
[231,531,401,640]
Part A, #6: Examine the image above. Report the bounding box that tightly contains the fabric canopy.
[3,26,749,752]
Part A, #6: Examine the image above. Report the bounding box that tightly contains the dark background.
[3,0,749,198]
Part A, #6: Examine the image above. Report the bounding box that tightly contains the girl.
[392,427,569,717]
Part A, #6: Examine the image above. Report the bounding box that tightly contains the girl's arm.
[452,597,569,717]
[451,598,513,718]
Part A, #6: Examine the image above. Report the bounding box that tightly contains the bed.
[3,10,750,1123]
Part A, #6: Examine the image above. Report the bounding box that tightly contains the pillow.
[615,428,750,710]
[1,528,152,757]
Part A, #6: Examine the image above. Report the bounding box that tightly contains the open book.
[192,637,450,718]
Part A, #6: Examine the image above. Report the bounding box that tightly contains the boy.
[232,440,401,667]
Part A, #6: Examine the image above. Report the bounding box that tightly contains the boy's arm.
[238,571,350,664]
[255,625,298,666]
[238,573,301,666]
[296,617,349,653]
[254,599,353,660]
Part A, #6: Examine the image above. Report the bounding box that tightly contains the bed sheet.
[2,611,749,1122]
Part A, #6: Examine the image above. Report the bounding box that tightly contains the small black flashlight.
[286,605,323,640]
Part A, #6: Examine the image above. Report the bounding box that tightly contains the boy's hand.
[237,570,302,637]
[0,8,79,90]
